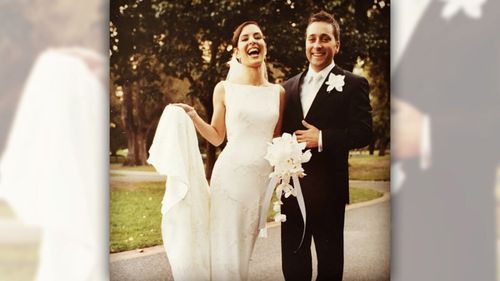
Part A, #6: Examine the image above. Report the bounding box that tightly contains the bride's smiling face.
[235,24,267,67]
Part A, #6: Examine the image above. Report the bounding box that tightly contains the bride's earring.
[234,50,241,63]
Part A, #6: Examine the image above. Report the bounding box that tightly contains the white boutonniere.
[441,0,486,20]
[325,73,345,93]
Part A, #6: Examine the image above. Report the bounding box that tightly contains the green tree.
[110,0,390,170]
[109,72,127,158]
[111,1,187,165]
[363,59,390,156]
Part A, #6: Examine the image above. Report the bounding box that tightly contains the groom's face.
[305,22,339,72]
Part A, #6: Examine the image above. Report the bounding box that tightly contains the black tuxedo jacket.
[282,65,372,208]
[392,1,500,280]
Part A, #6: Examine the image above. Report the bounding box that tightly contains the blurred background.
[392,0,500,280]
[0,0,105,143]
[0,0,108,280]
[2,0,499,280]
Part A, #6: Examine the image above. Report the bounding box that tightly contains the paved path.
[110,181,390,281]
[110,170,165,182]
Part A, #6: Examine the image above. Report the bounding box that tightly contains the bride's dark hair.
[231,21,261,48]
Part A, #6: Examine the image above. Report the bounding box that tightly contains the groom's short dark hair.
[308,11,340,42]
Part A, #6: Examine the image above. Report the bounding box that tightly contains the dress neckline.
[224,80,275,88]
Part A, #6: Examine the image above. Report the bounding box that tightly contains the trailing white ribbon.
[292,175,307,250]
[258,176,279,238]
[260,132,311,249]
[258,175,307,250]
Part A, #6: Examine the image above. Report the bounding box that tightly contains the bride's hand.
[172,103,197,118]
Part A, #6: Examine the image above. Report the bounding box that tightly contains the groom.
[281,11,372,280]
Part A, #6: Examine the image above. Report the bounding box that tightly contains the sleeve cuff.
[392,162,406,193]
[420,115,431,170]
[318,130,323,152]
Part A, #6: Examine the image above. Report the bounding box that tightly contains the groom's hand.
[393,98,424,160]
[295,120,319,148]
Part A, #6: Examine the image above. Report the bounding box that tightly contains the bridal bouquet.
[265,133,311,221]
[258,133,311,240]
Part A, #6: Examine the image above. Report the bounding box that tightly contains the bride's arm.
[273,85,286,138]
[175,82,226,146]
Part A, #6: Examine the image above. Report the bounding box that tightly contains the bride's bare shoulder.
[213,81,226,102]
[214,81,227,93]
[269,82,285,94]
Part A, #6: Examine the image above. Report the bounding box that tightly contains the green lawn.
[348,154,390,181]
[111,181,383,253]
[110,153,389,181]
[110,181,165,253]
[350,186,384,204]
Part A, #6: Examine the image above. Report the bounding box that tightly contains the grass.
[110,181,165,253]
[348,154,390,181]
[349,186,384,204]
[110,151,389,181]
[111,180,383,253]
[110,163,156,172]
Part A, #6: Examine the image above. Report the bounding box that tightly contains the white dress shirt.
[300,61,336,152]
[301,61,336,117]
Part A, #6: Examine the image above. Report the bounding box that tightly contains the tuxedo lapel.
[290,72,306,120]
[304,65,345,121]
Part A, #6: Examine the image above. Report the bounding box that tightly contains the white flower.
[275,184,285,198]
[284,186,297,198]
[273,202,281,212]
[325,73,345,93]
[301,149,312,163]
[265,132,312,222]
[265,133,310,178]
[274,213,287,223]
[441,0,486,20]
[265,133,294,166]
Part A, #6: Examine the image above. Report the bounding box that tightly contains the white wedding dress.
[0,49,107,281]
[148,105,211,281]
[210,81,280,280]
[148,81,280,281]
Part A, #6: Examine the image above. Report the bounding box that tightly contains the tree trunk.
[136,130,148,165]
[123,130,148,166]
[378,137,388,156]
[124,132,137,166]
[369,141,375,155]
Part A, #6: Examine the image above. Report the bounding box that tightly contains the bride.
[175,21,285,280]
